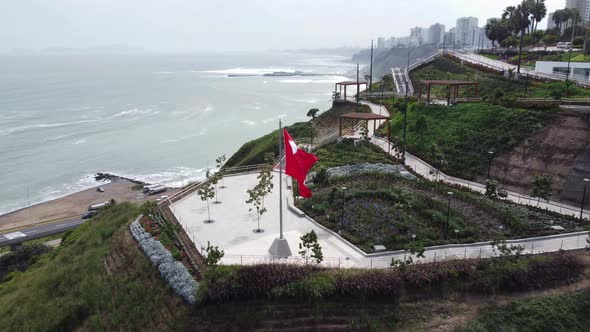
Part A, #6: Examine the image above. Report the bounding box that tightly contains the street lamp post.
[580,179,590,221]
[403,49,411,163]
[446,192,453,240]
[566,48,572,96]
[487,151,494,178]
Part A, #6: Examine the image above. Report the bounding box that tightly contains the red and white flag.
[283,129,318,198]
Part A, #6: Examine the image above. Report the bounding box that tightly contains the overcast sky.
[0,0,564,53]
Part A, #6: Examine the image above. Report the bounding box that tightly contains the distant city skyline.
[0,0,565,53]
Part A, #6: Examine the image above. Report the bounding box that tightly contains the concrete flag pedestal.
[269,237,292,258]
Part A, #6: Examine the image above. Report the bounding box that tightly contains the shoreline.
[0,174,180,233]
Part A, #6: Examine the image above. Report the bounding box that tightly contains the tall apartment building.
[566,0,590,22]
[427,23,446,45]
[410,27,425,46]
[377,37,387,49]
[547,11,557,30]
[445,28,457,48]
[456,17,478,48]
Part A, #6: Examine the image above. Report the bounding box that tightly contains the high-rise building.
[566,0,590,22]
[547,12,557,30]
[427,23,446,45]
[377,37,387,49]
[445,28,457,49]
[410,27,425,46]
[456,17,479,48]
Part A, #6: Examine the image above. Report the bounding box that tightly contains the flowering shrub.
[130,217,198,304]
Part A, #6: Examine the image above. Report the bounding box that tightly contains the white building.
[410,27,425,46]
[456,17,479,48]
[535,61,590,81]
[377,37,387,49]
[427,23,446,46]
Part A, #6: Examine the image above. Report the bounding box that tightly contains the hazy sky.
[0,0,564,53]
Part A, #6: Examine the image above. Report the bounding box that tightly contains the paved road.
[0,217,84,247]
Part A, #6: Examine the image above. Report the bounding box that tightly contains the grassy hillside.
[382,102,558,179]
[410,56,590,99]
[225,122,311,168]
[461,289,590,332]
[0,203,190,331]
[225,102,370,168]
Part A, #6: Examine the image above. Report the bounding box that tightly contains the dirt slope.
[490,108,590,207]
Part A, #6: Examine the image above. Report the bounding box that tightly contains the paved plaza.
[171,172,364,266]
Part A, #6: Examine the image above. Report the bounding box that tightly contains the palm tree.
[485,19,500,48]
[569,8,581,42]
[553,9,566,35]
[485,19,511,48]
[504,1,531,74]
[530,0,547,48]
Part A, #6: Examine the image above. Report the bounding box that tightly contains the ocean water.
[0,52,355,215]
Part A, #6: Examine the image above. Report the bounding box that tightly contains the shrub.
[0,244,52,281]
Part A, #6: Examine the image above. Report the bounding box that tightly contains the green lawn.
[381,102,558,179]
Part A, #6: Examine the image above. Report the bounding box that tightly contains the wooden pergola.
[418,80,479,105]
[334,81,368,101]
[339,112,390,140]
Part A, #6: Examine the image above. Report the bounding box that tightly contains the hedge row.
[197,253,584,304]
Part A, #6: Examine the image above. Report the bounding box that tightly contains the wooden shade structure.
[339,112,390,138]
[334,81,368,101]
[418,80,479,105]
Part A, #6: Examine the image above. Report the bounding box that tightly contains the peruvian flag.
[283,129,318,198]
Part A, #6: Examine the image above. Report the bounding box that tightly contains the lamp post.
[403,49,412,162]
[566,48,572,96]
[580,179,590,221]
[487,151,494,178]
[446,192,453,240]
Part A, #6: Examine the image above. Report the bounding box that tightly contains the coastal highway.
[0,217,84,248]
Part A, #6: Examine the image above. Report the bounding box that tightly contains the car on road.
[82,210,98,219]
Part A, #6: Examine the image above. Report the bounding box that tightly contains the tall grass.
[0,203,188,331]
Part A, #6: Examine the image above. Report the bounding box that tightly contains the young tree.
[246,153,274,233]
[485,179,500,199]
[205,169,222,205]
[204,241,224,266]
[531,174,553,206]
[298,230,323,264]
[198,180,215,223]
[216,154,227,188]
[307,108,319,147]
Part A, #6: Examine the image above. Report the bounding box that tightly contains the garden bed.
[297,172,583,253]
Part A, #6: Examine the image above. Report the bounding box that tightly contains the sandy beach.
[0,177,179,233]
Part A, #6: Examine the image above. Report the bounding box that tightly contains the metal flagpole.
[269,120,292,257]
[279,120,284,239]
